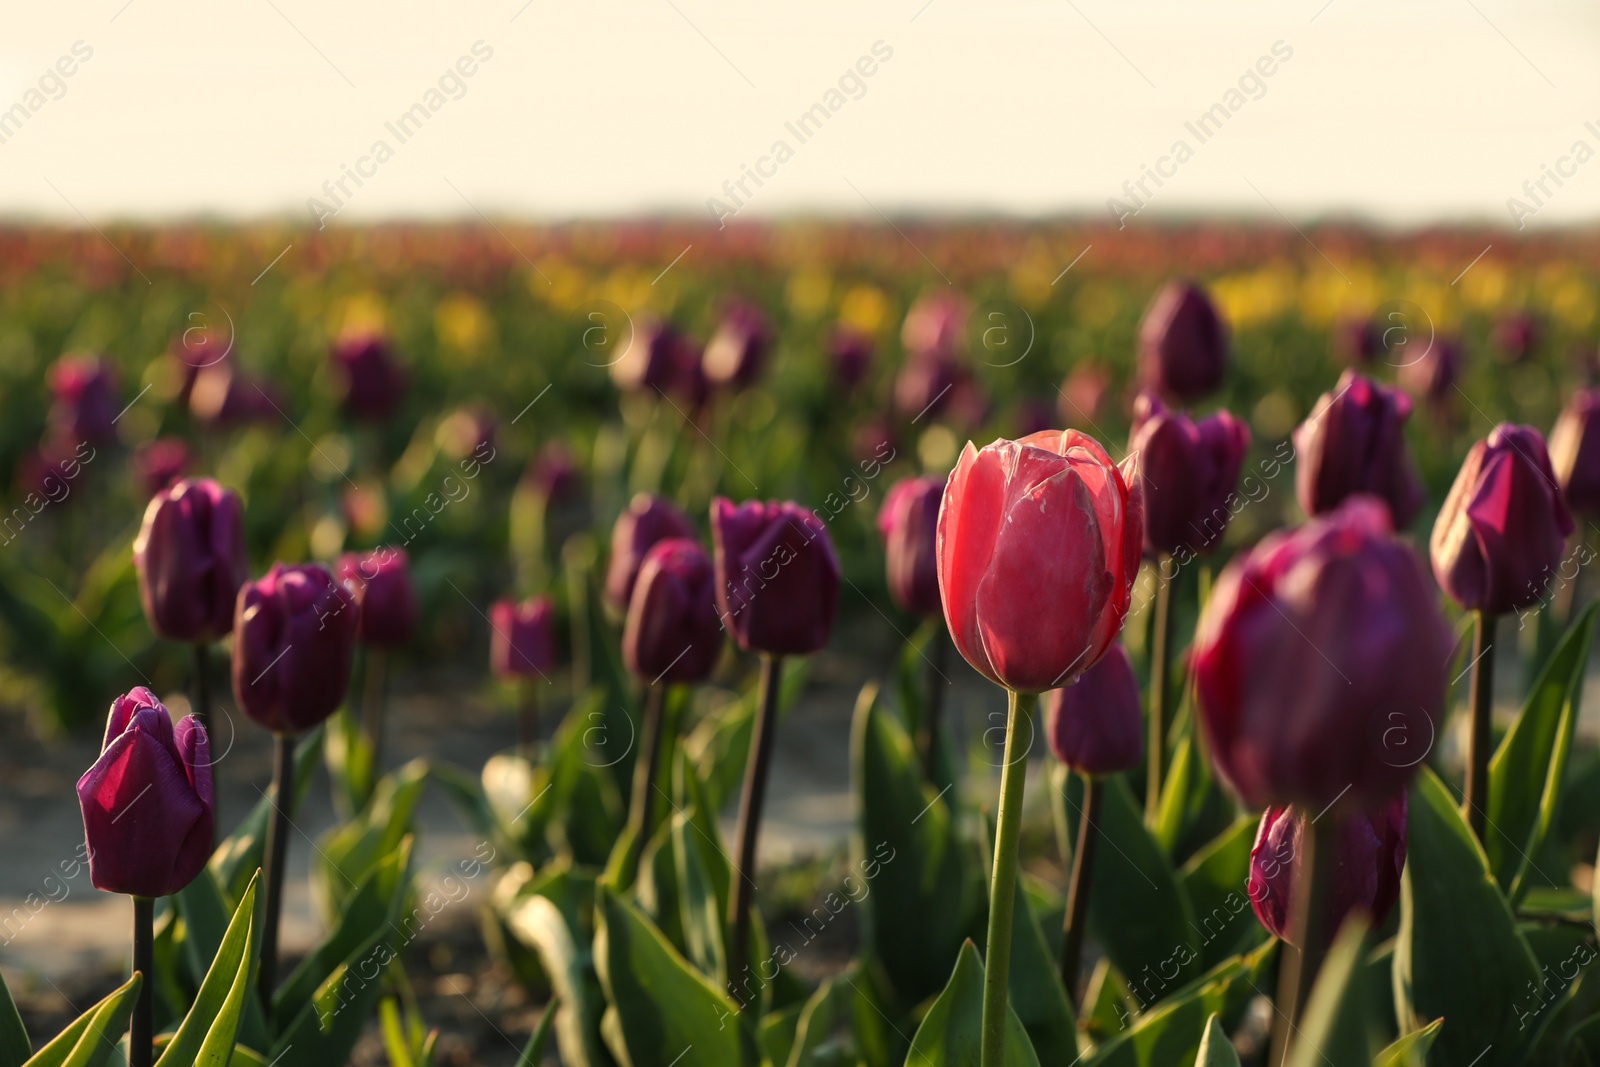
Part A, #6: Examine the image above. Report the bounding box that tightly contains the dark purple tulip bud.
[1138,281,1227,403]
[703,301,772,390]
[77,688,213,897]
[331,333,407,421]
[852,417,899,466]
[611,318,682,394]
[1294,370,1424,529]
[48,354,118,446]
[1550,389,1600,519]
[190,364,278,428]
[170,333,227,407]
[17,438,93,502]
[1397,335,1460,403]
[1192,497,1451,811]
[490,596,556,678]
[134,478,248,645]
[711,498,840,656]
[1493,312,1539,364]
[1057,362,1111,429]
[894,353,963,422]
[877,476,943,617]
[1333,317,1382,366]
[604,493,697,611]
[1247,794,1406,946]
[623,539,722,684]
[1431,423,1574,615]
[233,563,359,734]
[668,334,711,409]
[130,438,190,497]
[526,443,583,504]
[436,407,496,462]
[1043,642,1143,776]
[338,548,418,648]
[901,291,969,361]
[1127,393,1250,557]
[829,326,873,390]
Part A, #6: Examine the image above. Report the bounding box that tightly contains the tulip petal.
[938,442,1008,683]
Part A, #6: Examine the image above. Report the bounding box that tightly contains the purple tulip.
[703,301,772,390]
[130,438,191,497]
[877,476,943,617]
[1138,281,1227,403]
[1127,392,1250,557]
[48,354,118,446]
[1431,424,1574,615]
[1493,312,1539,364]
[338,548,418,647]
[712,498,840,656]
[901,291,969,361]
[436,407,496,462]
[233,563,359,734]
[1333,317,1382,366]
[623,539,722,684]
[526,444,583,504]
[133,478,248,645]
[893,352,964,422]
[77,688,213,898]
[332,333,407,420]
[611,318,683,394]
[1294,370,1424,529]
[190,364,279,427]
[490,596,557,679]
[1043,642,1143,776]
[1397,334,1460,403]
[1551,389,1600,520]
[16,438,93,502]
[829,326,873,389]
[1248,794,1406,947]
[1192,497,1451,811]
[604,493,697,611]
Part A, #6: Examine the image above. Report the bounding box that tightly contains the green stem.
[981,689,1035,1067]
[727,655,782,1009]
[1464,611,1497,842]
[193,642,217,841]
[1146,556,1175,817]
[627,684,667,872]
[361,647,388,775]
[1268,812,1336,1067]
[130,896,154,1067]
[1059,773,1102,1005]
[259,732,294,1018]
[518,683,539,762]
[921,629,948,782]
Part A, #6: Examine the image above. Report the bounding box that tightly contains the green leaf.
[1177,817,1264,969]
[1054,767,1201,999]
[209,725,323,906]
[1394,767,1541,1067]
[155,871,260,1067]
[518,998,558,1066]
[784,975,844,1067]
[853,683,979,1006]
[21,973,141,1067]
[687,661,809,813]
[902,940,1041,1066]
[175,867,233,989]
[1192,1014,1239,1067]
[505,878,615,1067]
[1287,918,1373,1067]
[379,998,415,1067]
[592,887,748,1067]
[1487,601,1598,903]
[1373,1018,1442,1067]
[1000,877,1076,1064]
[314,759,429,920]
[0,966,31,1067]
[671,748,733,986]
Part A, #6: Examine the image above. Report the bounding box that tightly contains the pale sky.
[0,0,1597,227]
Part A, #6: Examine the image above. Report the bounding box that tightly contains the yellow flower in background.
[1299,266,1378,326]
[1401,275,1458,329]
[1460,260,1508,311]
[604,266,665,316]
[838,284,890,335]
[1213,267,1295,329]
[534,258,592,313]
[1542,268,1597,330]
[786,267,832,320]
[335,291,388,336]
[1072,281,1122,330]
[436,293,494,356]
[1008,253,1056,311]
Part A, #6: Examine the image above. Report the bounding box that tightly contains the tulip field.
[6,219,1600,1067]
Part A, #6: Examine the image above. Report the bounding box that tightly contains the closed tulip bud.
[332,333,407,420]
[490,596,557,678]
[1397,335,1460,403]
[902,291,969,361]
[190,364,279,428]
[703,301,772,389]
[1431,424,1573,615]
[1193,497,1450,811]
[337,548,418,647]
[623,539,722,684]
[1549,389,1600,520]
[611,318,682,393]
[829,326,873,389]
[1247,794,1406,946]
[1128,393,1250,557]
[1294,371,1424,529]
[526,443,583,504]
[134,478,248,644]
[233,563,359,734]
[1138,281,1227,402]
[1333,317,1381,366]
[77,688,213,897]
[1493,312,1539,364]
[604,493,697,611]
[130,438,190,497]
[937,430,1142,693]
[1043,643,1143,776]
[436,407,496,462]
[712,498,840,656]
[877,476,944,617]
[48,354,118,446]
[894,352,963,422]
